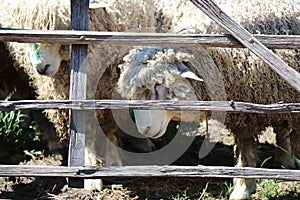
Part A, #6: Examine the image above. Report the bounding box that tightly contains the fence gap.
[68,0,89,188]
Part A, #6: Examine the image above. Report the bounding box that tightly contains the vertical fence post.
[68,0,89,188]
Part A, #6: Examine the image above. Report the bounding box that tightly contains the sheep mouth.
[151,132,164,139]
[149,122,166,139]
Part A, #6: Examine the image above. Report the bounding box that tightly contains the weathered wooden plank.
[190,0,300,92]
[1,100,300,114]
[68,0,89,188]
[0,165,299,180]
[0,29,299,49]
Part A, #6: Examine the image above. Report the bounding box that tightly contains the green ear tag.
[133,109,138,121]
[34,43,41,61]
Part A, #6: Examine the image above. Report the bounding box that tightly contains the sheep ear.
[89,0,107,9]
[176,62,203,81]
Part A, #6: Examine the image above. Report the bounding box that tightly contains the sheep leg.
[84,112,122,190]
[273,125,296,169]
[84,116,104,190]
[104,128,123,166]
[84,130,122,190]
[230,135,258,200]
[84,147,103,190]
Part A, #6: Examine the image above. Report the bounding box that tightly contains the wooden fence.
[0,0,300,186]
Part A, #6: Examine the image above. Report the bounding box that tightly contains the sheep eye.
[154,84,168,100]
[140,84,167,100]
[140,89,151,100]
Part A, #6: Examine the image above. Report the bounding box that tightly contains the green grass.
[254,179,300,200]
[170,178,300,200]
[0,110,42,163]
[275,145,300,167]
[0,110,40,141]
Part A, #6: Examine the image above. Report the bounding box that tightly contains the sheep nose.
[36,64,51,75]
[137,125,152,135]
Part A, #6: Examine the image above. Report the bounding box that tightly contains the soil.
[0,121,280,200]
[0,151,235,200]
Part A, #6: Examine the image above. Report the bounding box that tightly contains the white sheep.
[117,0,300,199]
[0,0,157,190]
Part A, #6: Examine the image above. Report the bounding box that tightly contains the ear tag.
[176,62,203,81]
[34,43,41,61]
[89,0,108,9]
[133,109,152,127]
[133,109,138,121]
[181,71,203,81]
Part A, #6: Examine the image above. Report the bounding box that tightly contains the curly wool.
[118,47,198,100]
[153,0,300,125]
[0,0,157,141]
[0,0,69,30]
[155,0,300,35]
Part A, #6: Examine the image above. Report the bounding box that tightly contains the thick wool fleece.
[0,0,157,140]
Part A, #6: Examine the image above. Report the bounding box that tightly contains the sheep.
[117,0,300,199]
[0,0,157,190]
[0,41,64,153]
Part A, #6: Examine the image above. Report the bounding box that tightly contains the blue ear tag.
[133,109,138,121]
[34,43,41,61]
[133,109,152,127]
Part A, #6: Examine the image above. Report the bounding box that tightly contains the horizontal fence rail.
[0,165,299,180]
[0,30,299,49]
[1,100,300,113]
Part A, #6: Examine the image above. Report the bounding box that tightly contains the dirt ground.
[0,120,281,200]
[0,145,235,200]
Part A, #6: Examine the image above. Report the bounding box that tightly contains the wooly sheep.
[117,0,300,199]
[0,41,63,153]
[0,0,157,190]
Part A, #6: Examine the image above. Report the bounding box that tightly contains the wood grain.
[1,100,300,114]
[68,0,89,188]
[0,29,299,49]
[0,165,299,180]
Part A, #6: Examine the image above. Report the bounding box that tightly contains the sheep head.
[29,43,70,76]
[117,47,203,138]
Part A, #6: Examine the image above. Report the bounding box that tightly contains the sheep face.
[133,81,201,138]
[133,85,175,138]
[29,43,70,76]
[117,47,203,138]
